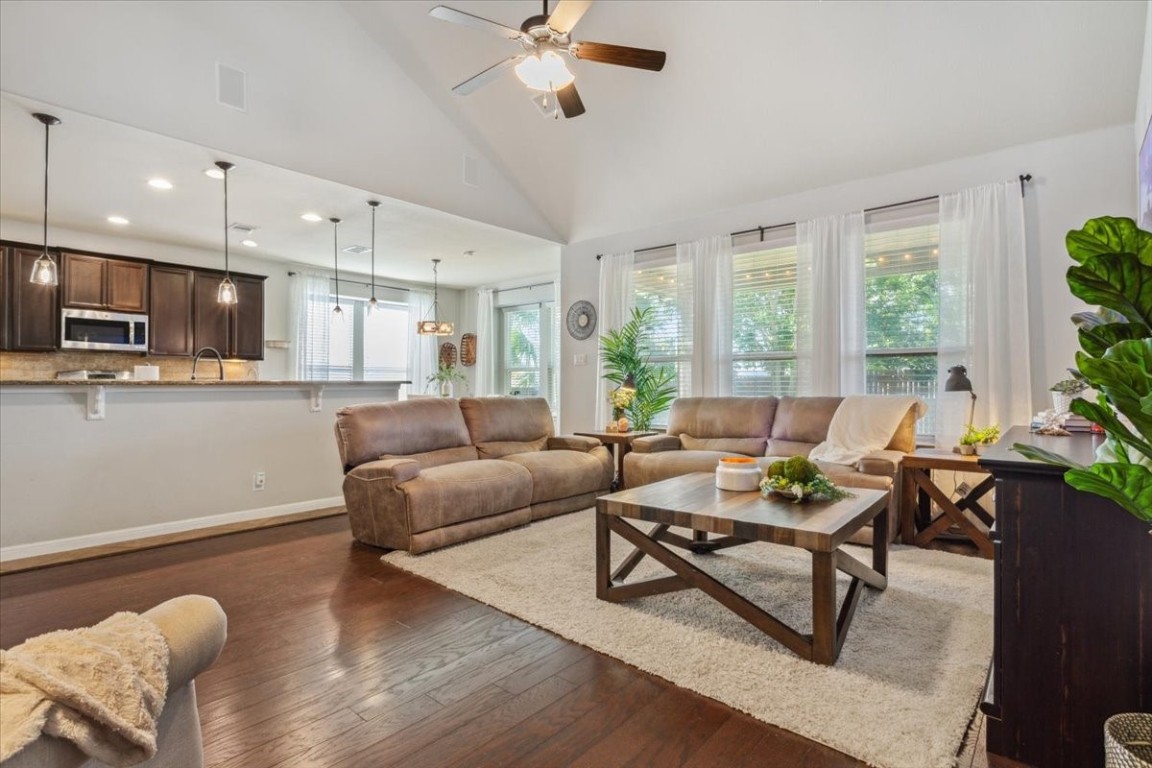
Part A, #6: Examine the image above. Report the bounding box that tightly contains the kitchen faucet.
[191,347,225,381]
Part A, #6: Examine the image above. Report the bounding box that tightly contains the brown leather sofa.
[335,397,613,553]
[623,396,918,544]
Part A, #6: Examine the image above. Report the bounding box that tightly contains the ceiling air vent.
[342,245,371,255]
[217,63,247,112]
[228,222,258,234]
[462,154,479,188]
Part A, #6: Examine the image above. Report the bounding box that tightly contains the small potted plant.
[959,424,1001,455]
[1048,377,1088,414]
[426,362,468,397]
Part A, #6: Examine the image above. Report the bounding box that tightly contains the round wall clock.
[566,300,597,340]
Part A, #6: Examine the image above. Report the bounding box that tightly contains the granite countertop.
[0,379,409,387]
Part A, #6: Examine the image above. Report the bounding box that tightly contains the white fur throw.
[808,395,926,466]
[0,611,169,766]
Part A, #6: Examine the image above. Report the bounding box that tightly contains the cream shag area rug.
[382,509,993,768]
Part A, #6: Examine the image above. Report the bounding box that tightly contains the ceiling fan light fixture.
[514,51,574,91]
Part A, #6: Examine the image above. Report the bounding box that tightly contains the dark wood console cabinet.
[979,427,1151,768]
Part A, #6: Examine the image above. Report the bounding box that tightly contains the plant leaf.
[1064,464,1152,523]
[1075,341,1152,438]
[1065,216,1152,265]
[1067,254,1152,328]
[1011,443,1085,469]
[1077,322,1150,358]
[1069,397,1152,462]
[1072,307,1130,329]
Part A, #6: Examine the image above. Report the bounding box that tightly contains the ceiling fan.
[429,0,666,119]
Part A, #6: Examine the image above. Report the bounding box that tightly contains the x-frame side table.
[900,451,995,558]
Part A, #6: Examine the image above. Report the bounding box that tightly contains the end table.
[573,430,658,491]
[900,450,995,558]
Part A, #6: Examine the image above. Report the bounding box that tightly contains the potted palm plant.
[598,307,678,431]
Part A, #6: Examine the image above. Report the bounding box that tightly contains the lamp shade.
[416,258,454,336]
[944,365,973,392]
[30,113,61,285]
[514,51,575,92]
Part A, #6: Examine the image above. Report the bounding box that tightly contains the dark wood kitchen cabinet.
[5,247,59,351]
[62,252,148,312]
[978,427,1152,768]
[192,271,264,360]
[148,265,195,356]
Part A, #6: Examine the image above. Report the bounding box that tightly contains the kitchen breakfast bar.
[0,380,404,565]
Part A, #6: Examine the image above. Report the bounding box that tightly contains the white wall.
[0,218,463,381]
[558,124,1137,434]
[1137,1,1152,148]
[0,382,400,555]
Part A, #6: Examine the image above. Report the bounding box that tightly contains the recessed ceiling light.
[203,167,225,180]
[107,215,130,225]
[148,178,173,190]
[241,239,258,248]
[300,213,323,222]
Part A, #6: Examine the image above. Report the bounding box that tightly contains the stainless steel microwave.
[61,308,149,352]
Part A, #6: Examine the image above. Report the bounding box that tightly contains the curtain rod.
[595,174,1032,260]
[288,270,411,293]
[498,280,555,293]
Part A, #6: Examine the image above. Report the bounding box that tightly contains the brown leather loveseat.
[335,397,613,553]
[624,396,919,544]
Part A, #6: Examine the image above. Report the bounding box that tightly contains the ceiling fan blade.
[547,0,592,35]
[429,5,524,41]
[570,41,666,71]
[556,82,586,118]
[452,55,525,95]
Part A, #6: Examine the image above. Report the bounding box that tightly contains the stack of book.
[1062,414,1096,432]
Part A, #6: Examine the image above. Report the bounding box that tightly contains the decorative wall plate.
[566,300,597,340]
[460,333,477,367]
[439,342,458,368]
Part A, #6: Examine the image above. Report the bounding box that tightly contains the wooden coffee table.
[595,473,888,665]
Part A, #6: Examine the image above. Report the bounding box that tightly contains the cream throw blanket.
[0,612,169,766]
[808,395,926,466]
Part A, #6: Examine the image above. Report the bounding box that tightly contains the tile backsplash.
[0,351,260,381]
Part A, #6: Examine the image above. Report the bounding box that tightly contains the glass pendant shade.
[30,253,57,285]
[417,258,454,336]
[30,113,61,285]
[217,276,237,305]
[515,51,574,92]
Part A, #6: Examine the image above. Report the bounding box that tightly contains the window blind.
[731,228,800,396]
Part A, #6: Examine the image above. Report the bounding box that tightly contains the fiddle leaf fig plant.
[1013,217,1152,525]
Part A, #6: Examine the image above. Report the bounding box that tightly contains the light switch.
[574,354,588,366]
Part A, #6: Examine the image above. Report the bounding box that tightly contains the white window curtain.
[796,212,866,396]
[407,289,437,396]
[596,251,635,427]
[473,288,497,396]
[938,181,1031,440]
[676,235,733,396]
[289,270,332,379]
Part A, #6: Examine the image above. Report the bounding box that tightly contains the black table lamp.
[945,365,977,428]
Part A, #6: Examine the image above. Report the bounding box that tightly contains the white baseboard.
[0,497,344,562]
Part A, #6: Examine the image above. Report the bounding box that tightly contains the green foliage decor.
[960,424,1001,446]
[760,457,852,503]
[598,306,678,431]
[1012,216,1152,525]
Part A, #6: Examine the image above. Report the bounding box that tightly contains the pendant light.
[215,161,238,304]
[330,217,343,321]
[29,113,61,285]
[367,200,380,313]
[416,258,453,336]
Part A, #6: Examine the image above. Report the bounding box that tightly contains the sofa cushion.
[400,460,533,533]
[666,397,778,441]
[625,449,746,488]
[763,438,817,457]
[475,437,548,459]
[459,397,555,444]
[681,435,766,456]
[335,399,471,470]
[768,397,843,445]
[383,445,479,469]
[503,450,612,504]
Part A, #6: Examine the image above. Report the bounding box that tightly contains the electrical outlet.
[956,481,972,497]
[253,471,266,491]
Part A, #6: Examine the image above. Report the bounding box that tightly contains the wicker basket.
[1105,713,1152,768]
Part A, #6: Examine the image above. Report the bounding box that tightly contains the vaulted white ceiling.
[0,0,1147,281]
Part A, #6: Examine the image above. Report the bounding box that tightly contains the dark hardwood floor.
[0,517,936,767]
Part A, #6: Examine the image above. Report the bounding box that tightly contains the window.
[864,203,940,436]
[499,302,557,410]
[731,228,799,396]
[633,248,691,398]
[306,294,409,381]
